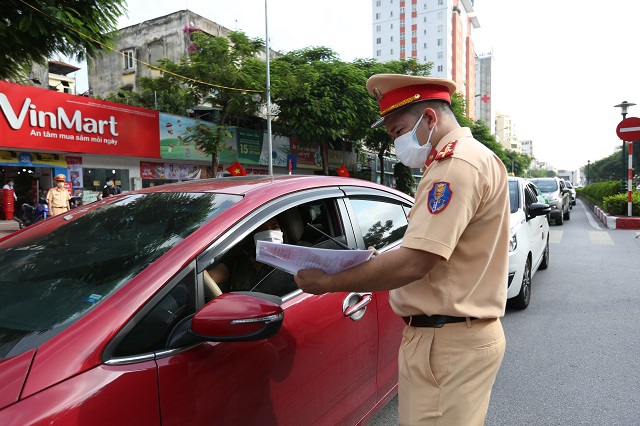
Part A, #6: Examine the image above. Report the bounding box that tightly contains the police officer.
[294,74,510,425]
[46,174,71,216]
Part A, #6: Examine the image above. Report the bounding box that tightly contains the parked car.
[507,177,551,309]
[528,177,571,225]
[563,180,577,205]
[0,175,414,426]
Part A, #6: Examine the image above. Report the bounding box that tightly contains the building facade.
[474,52,493,132]
[88,10,234,97]
[371,0,479,118]
[495,112,521,152]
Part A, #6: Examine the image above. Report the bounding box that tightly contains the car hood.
[0,349,35,410]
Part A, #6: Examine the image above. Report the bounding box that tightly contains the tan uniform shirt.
[46,187,70,216]
[390,127,510,319]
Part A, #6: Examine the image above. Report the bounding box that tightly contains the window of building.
[424,2,427,9]
[390,48,394,54]
[437,65,443,72]
[390,36,394,42]
[376,12,381,19]
[423,42,427,48]
[411,43,417,51]
[438,25,443,33]
[438,0,444,5]
[377,50,381,56]
[376,37,381,44]
[390,11,393,17]
[122,49,135,70]
[400,6,405,13]
[437,38,443,46]
[438,51,443,59]
[412,30,417,37]
[411,4,416,12]
[424,16,427,23]
[400,19,405,27]
[376,0,381,6]
[390,23,393,29]
[424,56,427,61]
[400,32,405,40]
[400,45,406,53]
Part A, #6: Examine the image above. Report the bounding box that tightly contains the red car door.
[156,290,379,426]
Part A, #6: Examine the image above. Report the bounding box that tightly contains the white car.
[507,177,551,309]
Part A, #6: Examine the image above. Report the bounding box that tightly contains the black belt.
[403,314,477,328]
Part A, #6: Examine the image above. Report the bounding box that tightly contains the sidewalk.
[0,219,20,238]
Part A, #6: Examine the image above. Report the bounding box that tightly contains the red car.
[0,175,413,426]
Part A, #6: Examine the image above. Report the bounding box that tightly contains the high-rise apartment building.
[495,112,521,152]
[371,0,479,118]
[475,52,493,132]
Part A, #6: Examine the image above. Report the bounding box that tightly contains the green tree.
[101,76,198,115]
[271,48,375,175]
[151,30,267,172]
[1,0,126,80]
[394,162,416,196]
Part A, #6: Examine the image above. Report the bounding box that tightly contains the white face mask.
[393,114,435,168]
[254,230,284,245]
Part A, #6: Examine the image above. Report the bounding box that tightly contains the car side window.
[112,270,197,357]
[524,185,538,209]
[349,198,409,250]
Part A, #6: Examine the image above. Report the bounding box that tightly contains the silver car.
[528,177,571,225]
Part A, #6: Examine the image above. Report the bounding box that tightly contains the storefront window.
[82,169,130,192]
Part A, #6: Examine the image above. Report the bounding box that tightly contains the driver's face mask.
[254,230,284,244]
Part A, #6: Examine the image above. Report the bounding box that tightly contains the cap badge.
[372,87,383,102]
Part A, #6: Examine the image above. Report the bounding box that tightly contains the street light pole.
[264,0,273,176]
[587,160,590,185]
[614,101,636,193]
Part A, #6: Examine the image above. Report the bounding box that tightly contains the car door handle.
[343,292,372,319]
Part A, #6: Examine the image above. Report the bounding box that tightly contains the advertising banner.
[159,113,237,163]
[0,150,67,167]
[290,137,323,169]
[140,161,205,180]
[237,128,263,165]
[66,156,83,190]
[0,81,160,158]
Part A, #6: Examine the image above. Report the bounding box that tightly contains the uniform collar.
[432,127,472,152]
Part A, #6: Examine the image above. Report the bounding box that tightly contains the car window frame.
[196,187,355,303]
[103,262,198,364]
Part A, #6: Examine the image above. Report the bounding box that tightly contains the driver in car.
[204,217,284,298]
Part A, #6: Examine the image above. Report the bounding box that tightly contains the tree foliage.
[1,0,126,80]
[394,162,416,197]
[150,30,266,171]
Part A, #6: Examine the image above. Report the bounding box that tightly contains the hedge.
[578,180,639,216]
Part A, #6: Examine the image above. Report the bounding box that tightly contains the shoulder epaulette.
[434,140,457,161]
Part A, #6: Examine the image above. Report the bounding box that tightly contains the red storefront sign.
[0,81,160,158]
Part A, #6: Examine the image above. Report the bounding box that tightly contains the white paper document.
[256,241,374,275]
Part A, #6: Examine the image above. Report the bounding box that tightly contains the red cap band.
[379,84,451,117]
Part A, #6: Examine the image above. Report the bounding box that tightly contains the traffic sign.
[616,117,640,140]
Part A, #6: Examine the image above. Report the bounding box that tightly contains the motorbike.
[14,197,49,229]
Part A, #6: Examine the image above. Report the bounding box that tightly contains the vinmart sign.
[0,81,160,158]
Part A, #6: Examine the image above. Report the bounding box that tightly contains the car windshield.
[0,192,240,360]
[530,180,558,192]
[508,180,519,213]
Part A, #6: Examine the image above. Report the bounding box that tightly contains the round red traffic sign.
[616,117,640,141]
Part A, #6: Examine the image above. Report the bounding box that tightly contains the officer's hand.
[367,246,381,257]
[294,268,330,295]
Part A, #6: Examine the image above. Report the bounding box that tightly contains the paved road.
[370,199,640,425]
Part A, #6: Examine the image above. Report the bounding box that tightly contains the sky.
[67,0,640,171]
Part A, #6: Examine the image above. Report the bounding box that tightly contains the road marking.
[549,230,563,244]
[578,199,602,230]
[589,231,614,245]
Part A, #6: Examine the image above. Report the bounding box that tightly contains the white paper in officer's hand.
[256,241,374,275]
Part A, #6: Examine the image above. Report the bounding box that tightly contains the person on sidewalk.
[3,178,18,201]
[46,174,71,216]
[295,74,510,425]
[102,177,122,198]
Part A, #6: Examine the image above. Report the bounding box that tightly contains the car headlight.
[509,234,517,252]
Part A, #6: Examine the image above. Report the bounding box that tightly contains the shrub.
[602,192,640,216]
[580,181,624,205]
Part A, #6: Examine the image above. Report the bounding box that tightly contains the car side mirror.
[189,292,284,342]
[528,202,551,219]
